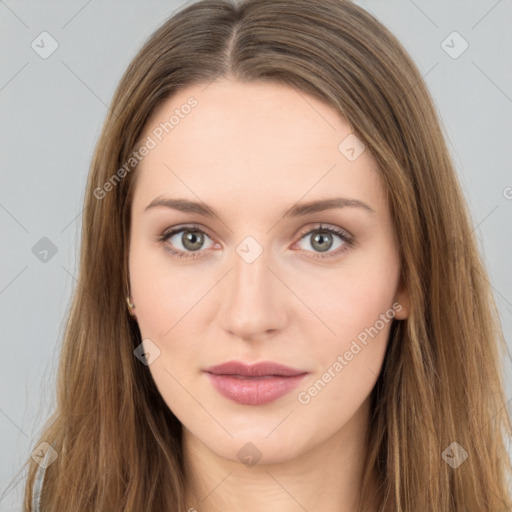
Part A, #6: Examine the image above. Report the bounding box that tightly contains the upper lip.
[204,360,307,377]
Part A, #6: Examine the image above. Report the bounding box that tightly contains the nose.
[218,240,288,342]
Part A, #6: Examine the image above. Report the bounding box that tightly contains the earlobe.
[393,284,410,320]
[126,295,137,319]
[393,301,408,320]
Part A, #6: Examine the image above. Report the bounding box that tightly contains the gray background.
[1,0,511,509]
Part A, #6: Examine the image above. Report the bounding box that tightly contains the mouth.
[204,360,309,405]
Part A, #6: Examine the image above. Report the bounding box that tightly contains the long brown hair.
[21,0,512,510]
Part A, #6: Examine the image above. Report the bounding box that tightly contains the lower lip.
[205,372,308,405]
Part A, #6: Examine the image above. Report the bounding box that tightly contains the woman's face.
[128,78,408,465]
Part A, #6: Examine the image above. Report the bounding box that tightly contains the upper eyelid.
[162,223,215,243]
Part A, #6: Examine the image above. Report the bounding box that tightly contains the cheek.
[129,246,163,332]
[128,240,211,375]
[128,238,185,339]
[306,245,399,345]
[297,282,396,414]
[298,243,400,391]
[128,241,203,416]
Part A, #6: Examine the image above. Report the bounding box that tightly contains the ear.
[393,278,410,320]
[126,294,137,319]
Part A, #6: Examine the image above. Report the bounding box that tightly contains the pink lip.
[204,361,308,405]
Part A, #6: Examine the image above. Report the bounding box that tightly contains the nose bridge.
[218,235,285,339]
[233,239,269,297]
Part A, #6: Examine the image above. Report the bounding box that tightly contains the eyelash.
[155,223,353,261]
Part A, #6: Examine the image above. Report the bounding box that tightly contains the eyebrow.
[144,196,375,218]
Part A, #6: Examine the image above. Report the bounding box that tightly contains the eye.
[156,224,215,260]
[156,223,353,261]
[294,224,353,259]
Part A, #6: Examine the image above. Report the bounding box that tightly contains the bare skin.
[128,78,409,512]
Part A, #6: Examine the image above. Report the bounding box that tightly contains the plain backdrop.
[1,1,511,510]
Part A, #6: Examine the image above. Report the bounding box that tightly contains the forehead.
[132,79,384,214]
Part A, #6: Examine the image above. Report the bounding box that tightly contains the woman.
[23,0,512,510]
